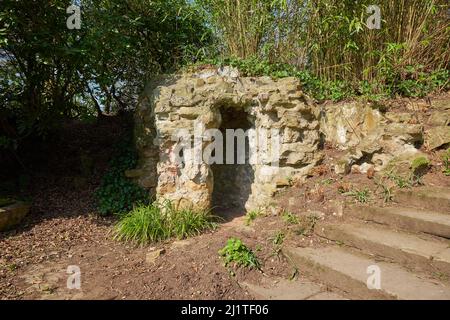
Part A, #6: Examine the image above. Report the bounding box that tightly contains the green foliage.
[269,231,285,257]
[385,157,429,190]
[0,0,212,151]
[344,188,371,203]
[282,211,300,225]
[411,157,430,174]
[270,231,285,246]
[386,172,412,189]
[114,201,217,245]
[245,209,263,226]
[442,149,450,176]
[375,179,394,203]
[197,0,448,101]
[95,139,148,215]
[218,238,261,270]
[196,56,448,102]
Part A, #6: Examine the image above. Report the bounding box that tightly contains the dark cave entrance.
[211,107,255,219]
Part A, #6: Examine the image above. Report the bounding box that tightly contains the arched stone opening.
[131,68,323,213]
[211,106,255,217]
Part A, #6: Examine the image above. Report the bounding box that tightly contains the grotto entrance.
[211,107,255,219]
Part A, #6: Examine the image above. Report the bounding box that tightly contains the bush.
[95,139,148,215]
[218,238,261,270]
[193,56,449,102]
[113,201,217,244]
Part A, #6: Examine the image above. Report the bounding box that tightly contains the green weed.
[344,188,371,203]
[218,238,261,270]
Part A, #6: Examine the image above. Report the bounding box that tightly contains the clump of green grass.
[386,172,411,189]
[113,201,217,245]
[271,231,285,246]
[282,211,299,225]
[380,184,394,203]
[218,238,261,270]
[443,149,450,176]
[269,231,286,257]
[245,209,263,226]
[344,188,371,203]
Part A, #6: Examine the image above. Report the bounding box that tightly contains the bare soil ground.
[0,116,299,300]
[1,95,449,300]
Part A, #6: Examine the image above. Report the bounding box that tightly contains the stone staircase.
[284,186,450,300]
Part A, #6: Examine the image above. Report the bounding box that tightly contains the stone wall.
[321,98,450,175]
[131,68,323,212]
[131,67,450,213]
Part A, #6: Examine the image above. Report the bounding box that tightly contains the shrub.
[218,238,261,270]
[113,201,217,244]
[95,139,148,215]
[192,56,449,102]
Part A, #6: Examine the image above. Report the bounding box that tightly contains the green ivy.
[192,56,449,102]
[95,138,148,216]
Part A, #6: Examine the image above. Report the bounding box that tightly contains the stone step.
[240,278,347,300]
[347,205,450,238]
[284,246,450,300]
[317,222,450,276]
[395,187,450,213]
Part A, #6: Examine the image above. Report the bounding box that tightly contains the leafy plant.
[113,201,217,244]
[386,172,412,189]
[282,211,300,225]
[375,179,394,203]
[218,238,261,270]
[270,231,286,246]
[95,138,148,215]
[245,209,263,226]
[443,149,450,176]
[344,188,371,203]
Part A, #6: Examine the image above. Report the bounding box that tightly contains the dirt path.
[0,197,296,300]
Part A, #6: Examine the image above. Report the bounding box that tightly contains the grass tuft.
[113,201,217,245]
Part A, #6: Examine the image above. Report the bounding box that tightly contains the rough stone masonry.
[128,66,449,213]
[129,67,323,212]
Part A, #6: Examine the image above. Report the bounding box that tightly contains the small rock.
[425,126,450,150]
[145,249,165,265]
